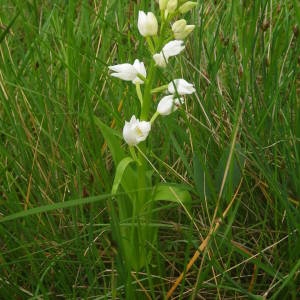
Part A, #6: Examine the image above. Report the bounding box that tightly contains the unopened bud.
[167,0,178,13]
[172,19,195,40]
[172,19,187,33]
[159,0,168,10]
[178,1,197,14]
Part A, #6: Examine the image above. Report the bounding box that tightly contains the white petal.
[168,79,196,95]
[138,11,147,36]
[146,12,158,36]
[109,63,137,81]
[157,95,175,115]
[132,59,147,84]
[153,53,167,67]
[172,19,187,34]
[129,115,138,123]
[162,40,185,58]
[109,63,135,73]
[110,72,135,81]
[133,59,146,77]
[123,122,136,145]
[138,121,151,135]
[138,11,158,36]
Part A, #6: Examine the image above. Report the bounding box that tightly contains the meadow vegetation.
[0,0,299,299]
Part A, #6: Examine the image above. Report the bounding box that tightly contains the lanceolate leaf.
[112,157,135,195]
[94,117,137,199]
[0,194,111,223]
[153,183,192,205]
[94,117,125,164]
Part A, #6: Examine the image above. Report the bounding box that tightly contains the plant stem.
[150,111,159,124]
[151,84,168,94]
[129,146,139,162]
[136,84,143,106]
[141,61,156,120]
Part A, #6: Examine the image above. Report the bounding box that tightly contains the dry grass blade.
[166,180,243,299]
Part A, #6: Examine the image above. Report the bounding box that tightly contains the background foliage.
[0,0,299,299]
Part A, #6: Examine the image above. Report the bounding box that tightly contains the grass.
[0,0,300,299]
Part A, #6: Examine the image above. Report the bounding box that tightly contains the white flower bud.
[108,63,138,81]
[123,115,151,146]
[162,40,185,57]
[168,79,196,95]
[153,40,185,67]
[172,19,195,39]
[172,19,187,34]
[159,0,168,10]
[138,11,158,37]
[153,53,167,68]
[167,0,178,13]
[109,59,147,84]
[157,95,183,115]
[178,1,197,14]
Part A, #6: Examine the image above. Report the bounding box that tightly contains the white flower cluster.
[108,0,197,146]
[157,79,195,116]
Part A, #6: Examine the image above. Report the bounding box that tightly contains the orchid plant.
[102,0,197,271]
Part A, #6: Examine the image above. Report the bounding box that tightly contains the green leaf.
[112,157,135,195]
[0,194,110,223]
[153,183,192,204]
[94,117,138,201]
[93,117,125,164]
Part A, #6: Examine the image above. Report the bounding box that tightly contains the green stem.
[141,62,156,120]
[150,111,160,124]
[146,36,155,54]
[136,143,146,227]
[136,84,143,107]
[129,146,139,162]
[128,11,171,270]
[151,84,168,94]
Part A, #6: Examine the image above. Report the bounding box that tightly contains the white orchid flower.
[153,40,185,67]
[109,59,146,84]
[157,95,184,116]
[168,79,196,95]
[172,19,195,40]
[123,115,151,146]
[138,11,158,37]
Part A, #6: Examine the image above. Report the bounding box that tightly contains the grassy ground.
[0,0,300,299]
